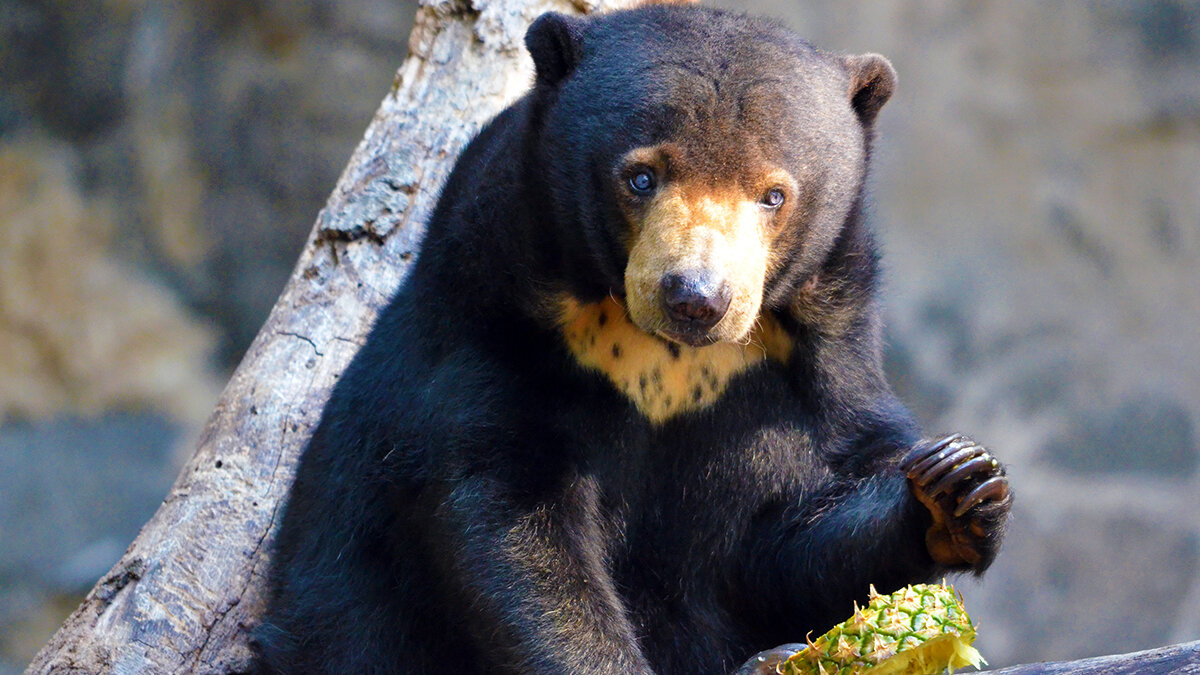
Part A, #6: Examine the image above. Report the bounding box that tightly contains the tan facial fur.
[624,182,769,345]
[559,296,791,423]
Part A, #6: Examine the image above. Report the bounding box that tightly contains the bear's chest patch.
[557,297,792,423]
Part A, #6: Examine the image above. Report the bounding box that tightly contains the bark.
[25,1,641,672]
[981,640,1200,674]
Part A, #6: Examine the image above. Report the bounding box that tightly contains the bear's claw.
[903,434,973,476]
[927,455,995,498]
[900,433,1010,570]
[954,475,1009,517]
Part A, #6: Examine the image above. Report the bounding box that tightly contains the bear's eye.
[762,187,786,209]
[628,169,657,195]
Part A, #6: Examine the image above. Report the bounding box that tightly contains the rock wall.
[0,0,412,670]
[1,0,1197,670]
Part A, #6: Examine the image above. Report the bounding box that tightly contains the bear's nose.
[659,272,732,331]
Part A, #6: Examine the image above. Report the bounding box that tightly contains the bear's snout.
[659,271,732,343]
[622,182,767,347]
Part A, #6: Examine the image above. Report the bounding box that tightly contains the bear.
[254,5,1012,674]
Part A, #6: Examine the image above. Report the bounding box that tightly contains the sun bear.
[255,5,1011,674]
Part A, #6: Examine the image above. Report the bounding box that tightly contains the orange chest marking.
[557,297,792,424]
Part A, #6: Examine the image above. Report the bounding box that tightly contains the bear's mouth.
[654,319,725,348]
[627,269,761,349]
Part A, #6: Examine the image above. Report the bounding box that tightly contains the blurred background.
[0,0,1196,671]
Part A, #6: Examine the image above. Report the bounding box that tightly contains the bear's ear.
[525,12,587,88]
[841,53,897,126]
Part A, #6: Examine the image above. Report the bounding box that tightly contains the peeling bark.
[26,1,642,672]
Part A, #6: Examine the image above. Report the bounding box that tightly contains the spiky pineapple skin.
[779,584,977,675]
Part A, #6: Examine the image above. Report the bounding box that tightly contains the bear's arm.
[427,470,654,675]
[751,466,935,615]
[737,405,939,632]
[738,224,948,624]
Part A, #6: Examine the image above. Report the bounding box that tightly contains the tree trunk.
[25,1,641,672]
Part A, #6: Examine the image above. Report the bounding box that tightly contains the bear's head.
[527,5,894,348]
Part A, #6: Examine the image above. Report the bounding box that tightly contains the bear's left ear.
[525,12,588,88]
[840,53,897,126]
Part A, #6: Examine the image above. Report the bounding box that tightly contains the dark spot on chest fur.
[557,296,793,423]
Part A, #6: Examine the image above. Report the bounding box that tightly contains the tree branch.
[981,640,1200,674]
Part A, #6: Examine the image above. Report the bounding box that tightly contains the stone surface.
[977,509,1199,662]
[1043,394,1197,477]
[1,0,417,667]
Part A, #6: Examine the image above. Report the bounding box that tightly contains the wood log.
[981,639,1200,674]
[25,1,642,672]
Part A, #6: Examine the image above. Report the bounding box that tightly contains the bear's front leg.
[434,474,653,675]
[900,434,1012,571]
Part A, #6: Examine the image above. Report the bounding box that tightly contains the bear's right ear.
[525,12,587,88]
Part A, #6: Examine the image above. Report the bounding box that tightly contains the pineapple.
[778,584,984,675]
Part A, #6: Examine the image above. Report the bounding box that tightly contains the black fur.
[255,6,1009,674]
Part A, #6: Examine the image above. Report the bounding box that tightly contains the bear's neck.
[556,296,792,424]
